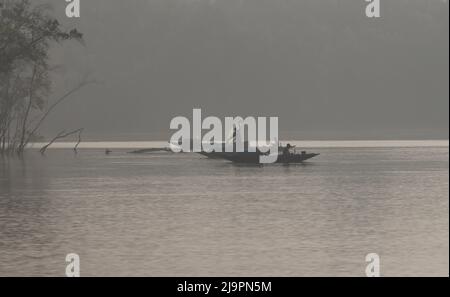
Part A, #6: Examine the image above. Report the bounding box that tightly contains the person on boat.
[283,143,292,159]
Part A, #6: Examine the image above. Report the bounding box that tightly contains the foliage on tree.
[0,0,84,154]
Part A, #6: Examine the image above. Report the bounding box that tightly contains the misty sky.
[40,0,448,140]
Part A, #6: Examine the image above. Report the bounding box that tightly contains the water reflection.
[0,146,448,276]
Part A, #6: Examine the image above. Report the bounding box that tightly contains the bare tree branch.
[74,128,83,153]
[25,79,95,147]
[40,128,84,154]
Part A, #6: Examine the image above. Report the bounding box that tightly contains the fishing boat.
[199,142,319,164]
[173,127,320,164]
[220,150,319,164]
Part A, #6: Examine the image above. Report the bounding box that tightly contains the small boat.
[175,128,320,164]
[199,142,319,164]
[221,150,319,164]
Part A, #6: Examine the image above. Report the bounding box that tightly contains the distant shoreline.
[27,140,449,149]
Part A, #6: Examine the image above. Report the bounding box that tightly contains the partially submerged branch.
[40,128,84,154]
[74,128,83,153]
[25,79,95,148]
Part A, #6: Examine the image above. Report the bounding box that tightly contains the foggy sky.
[40,0,448,140]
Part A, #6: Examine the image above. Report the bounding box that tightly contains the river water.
[0,141,448,276]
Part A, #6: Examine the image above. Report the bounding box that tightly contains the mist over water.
[1,0,448,278]
[1,143,448,276]
[39,0,449,140]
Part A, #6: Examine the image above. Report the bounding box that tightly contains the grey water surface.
[0,143,448,276]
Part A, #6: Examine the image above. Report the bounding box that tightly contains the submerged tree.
[0,0,87,154]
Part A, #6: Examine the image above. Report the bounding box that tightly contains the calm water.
[0,142,448,276]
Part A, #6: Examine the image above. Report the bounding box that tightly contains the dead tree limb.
[73,128,84,153]
[24,79,96,148]
[40,128,84,154]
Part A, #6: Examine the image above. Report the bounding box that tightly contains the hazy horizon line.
[27,139,449,149]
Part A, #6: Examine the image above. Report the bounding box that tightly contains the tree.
[0,0,86,154]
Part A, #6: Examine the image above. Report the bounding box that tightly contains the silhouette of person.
[283,143,292,159]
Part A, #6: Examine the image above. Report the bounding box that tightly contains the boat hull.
[202,151,319,164]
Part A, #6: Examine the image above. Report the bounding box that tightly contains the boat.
[219,149,319,164]
[199,142,319,164]
[174,127,320,164]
